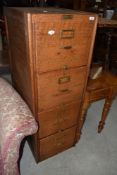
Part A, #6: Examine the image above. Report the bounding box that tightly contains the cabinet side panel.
[5,9,39,162]
[5,9,34,112]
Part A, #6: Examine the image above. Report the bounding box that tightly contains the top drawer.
[33,14,96,73]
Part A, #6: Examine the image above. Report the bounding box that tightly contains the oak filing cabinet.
[5,7,98,162]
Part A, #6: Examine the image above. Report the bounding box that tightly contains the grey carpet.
[20,98,117,175]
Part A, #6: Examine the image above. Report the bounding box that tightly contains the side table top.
[98,17,117,28]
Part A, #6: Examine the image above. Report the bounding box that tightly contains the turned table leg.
[98,98,112,133]
[98,87,117,133]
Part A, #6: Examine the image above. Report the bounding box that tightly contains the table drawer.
[40,126,76,161]
[90,88,109,102]
[38,67,87,111]
[38,101,81,139]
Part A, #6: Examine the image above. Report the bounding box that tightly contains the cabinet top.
[4,7,96,16]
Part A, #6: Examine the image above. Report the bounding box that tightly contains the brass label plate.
[62,15,73,20]
[58,76,70,84]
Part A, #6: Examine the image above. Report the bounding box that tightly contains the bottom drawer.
[40,126,76,161]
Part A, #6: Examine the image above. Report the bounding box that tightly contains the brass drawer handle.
[58,76,70,84]
[62,14,73,20]
[60,29,74,39]
[53,89,71,96]
[60,45,72,49]
[59,89,70,93]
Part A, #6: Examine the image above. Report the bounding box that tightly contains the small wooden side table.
[79,71,117,134]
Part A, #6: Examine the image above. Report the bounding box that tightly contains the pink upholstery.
[0,78,38,175]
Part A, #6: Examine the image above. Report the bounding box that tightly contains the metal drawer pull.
[60,45,72,49]
[60,29,74,39]
[59,89,70,93]
[58,76,70,84]
[62,14,73,20]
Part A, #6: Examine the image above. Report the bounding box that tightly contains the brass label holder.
[62,14,73,20]
[58,76,70,84]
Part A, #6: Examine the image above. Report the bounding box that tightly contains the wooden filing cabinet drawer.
[34,14,96,73]
[33,14,94,33]
[40,126,76,161]
[39,101,81,139]
[36,41,90,73]
[38,66,87,111]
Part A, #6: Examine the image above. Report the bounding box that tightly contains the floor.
[20,98,117,175]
